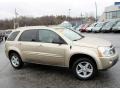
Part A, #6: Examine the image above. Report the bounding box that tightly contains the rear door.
[18,29,40,62]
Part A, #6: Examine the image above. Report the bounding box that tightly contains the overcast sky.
[0,0,119,20]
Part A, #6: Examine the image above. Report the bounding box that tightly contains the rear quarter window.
[7,31,20,41]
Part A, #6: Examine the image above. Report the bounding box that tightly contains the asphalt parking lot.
[0,33,120,88]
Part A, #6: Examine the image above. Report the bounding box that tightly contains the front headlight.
[98,46,115,57]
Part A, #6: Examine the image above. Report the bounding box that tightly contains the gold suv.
[5,26,119,80]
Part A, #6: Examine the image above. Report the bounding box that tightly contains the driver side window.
[38,29,65,44]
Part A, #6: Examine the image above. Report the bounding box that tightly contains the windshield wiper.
[73,36,84,41]
[73,38,81,41]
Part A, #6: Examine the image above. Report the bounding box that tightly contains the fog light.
[109,60,113,64]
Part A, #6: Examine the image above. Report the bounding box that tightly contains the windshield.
[115,22,120,27]
[96,23,104,27]
[103,22,115,28]
[57,28,84,41]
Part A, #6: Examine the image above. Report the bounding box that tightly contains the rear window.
[18,30,38,42]
[7,31,20,41]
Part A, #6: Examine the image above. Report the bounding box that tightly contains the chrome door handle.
[39,44,43,47]
[19,43,22,45]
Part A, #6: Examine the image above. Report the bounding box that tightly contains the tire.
[5,37,7,41]
[9,53,24,69]
[72,58,97,80]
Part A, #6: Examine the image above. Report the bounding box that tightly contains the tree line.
[0,15,95,30]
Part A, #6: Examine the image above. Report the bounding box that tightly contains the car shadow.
[5,62,119,88]
[21,63,115,81]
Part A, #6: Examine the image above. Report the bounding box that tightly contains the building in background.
[99,2,120,22]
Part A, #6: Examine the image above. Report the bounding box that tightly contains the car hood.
[73,37,111,48]
[93,27,101,31]
[102,25,114,30]
[102,26,110,30]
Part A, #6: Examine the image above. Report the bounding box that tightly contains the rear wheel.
[72,58,97,80]
[9,53,24,69]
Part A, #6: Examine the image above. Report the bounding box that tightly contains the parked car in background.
[76,24,85,32]
[59,21,72,29]
[0,30,5,42]
[5,30,12,40]
[92,22,107,33]
[0,33,3,42]
[72,25,80,30]
[5,26,119,80]
[86,23,97,32]
[112,21,120,32]
[81,24,90,32]
[101,20,119,33]
[0,36,3,42]
[73,28,81,34]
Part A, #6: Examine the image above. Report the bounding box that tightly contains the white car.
[86,23,97,32]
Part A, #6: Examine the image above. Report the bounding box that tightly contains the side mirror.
[31,39,36,42]
[52,37,65,45]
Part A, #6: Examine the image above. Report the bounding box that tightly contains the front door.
[36,29,69,66]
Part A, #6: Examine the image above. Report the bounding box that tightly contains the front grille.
[110,46,115,55]
[113,48,115,54]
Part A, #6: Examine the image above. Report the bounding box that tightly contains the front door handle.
[39,44,44,47]
[18,43,22,45]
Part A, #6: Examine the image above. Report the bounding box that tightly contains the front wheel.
[9,53,24,69]
[72,58,97,80]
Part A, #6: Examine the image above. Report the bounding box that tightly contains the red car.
[79,24,85,32]
[81,24,91,32]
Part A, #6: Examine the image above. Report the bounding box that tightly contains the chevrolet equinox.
[5,26,119,80]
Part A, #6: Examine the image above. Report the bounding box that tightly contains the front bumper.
[101,29,111,32]
[99,53,119,70]
[112,29,120,32]
[92,29,100,32]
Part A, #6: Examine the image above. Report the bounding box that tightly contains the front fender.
[65,46,102,69]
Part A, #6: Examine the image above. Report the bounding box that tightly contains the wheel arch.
[8,50,21,60]
[69,53,98,69]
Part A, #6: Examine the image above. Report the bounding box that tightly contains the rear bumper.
[92,29,100,32]
[93,30,100,33]
[81,29,86,32]
[87,30,92,32]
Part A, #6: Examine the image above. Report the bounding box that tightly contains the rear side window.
[7,31,20,41]
[19,30,37,42]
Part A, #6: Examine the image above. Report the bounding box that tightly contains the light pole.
[95,2,98,22]
[81,12,83,24]
[68,9,71,21]
[14,8,19,29]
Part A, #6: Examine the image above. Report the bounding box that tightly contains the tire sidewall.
[72,58,97,80]
[10,53,23,69]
